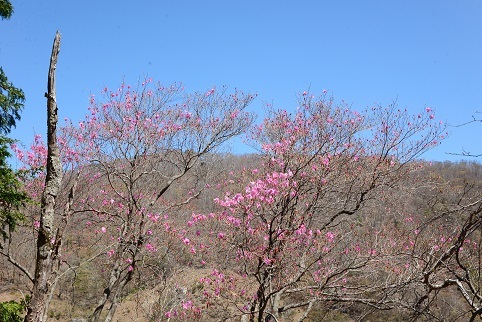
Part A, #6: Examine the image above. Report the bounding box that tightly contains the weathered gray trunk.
[24,31,62,322]
[90,217,143,321]
[103,270,133,322]
[90,262,122,322]
[89,260,135,322]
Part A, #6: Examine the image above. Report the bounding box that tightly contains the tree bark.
[24,31,62,322]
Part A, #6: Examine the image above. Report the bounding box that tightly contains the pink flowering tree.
[378,161,482,321]
[14,80,255,321]
[185,93,446,322]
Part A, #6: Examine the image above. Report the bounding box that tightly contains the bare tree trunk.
[90,262,122,322]
[89,264,134,322]
[90,230,137,322]
[103,270,133,322]
[24,31,62,322]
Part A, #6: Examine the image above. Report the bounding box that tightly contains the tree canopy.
[0,0,27,245]
[0,0,13,20]
[0,68,25,134]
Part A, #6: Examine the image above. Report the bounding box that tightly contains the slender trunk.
[41,278,58,322]
[24,31,62,322]
[42,171,79,321]
[104,269,133,322]
[91,216,143,321]
[271,292,281,319]
[90,258,135,322]
[90,262,122,322]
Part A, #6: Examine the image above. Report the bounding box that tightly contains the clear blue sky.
[1,1,481,161]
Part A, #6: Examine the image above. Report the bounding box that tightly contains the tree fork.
[24,31,62,322]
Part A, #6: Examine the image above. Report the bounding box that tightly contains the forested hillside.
[1,74,482,322]
[2,152,482,321]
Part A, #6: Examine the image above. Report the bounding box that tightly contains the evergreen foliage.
[0,67,24,134]
[0,0,13,20]
[0,0,27,244]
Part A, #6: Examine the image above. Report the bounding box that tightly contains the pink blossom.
[230,110,239,119]
[145,243,157,252]
[326,231,335,243]
[182,300,193,310]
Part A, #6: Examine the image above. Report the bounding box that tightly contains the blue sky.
[1,1,481,161]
